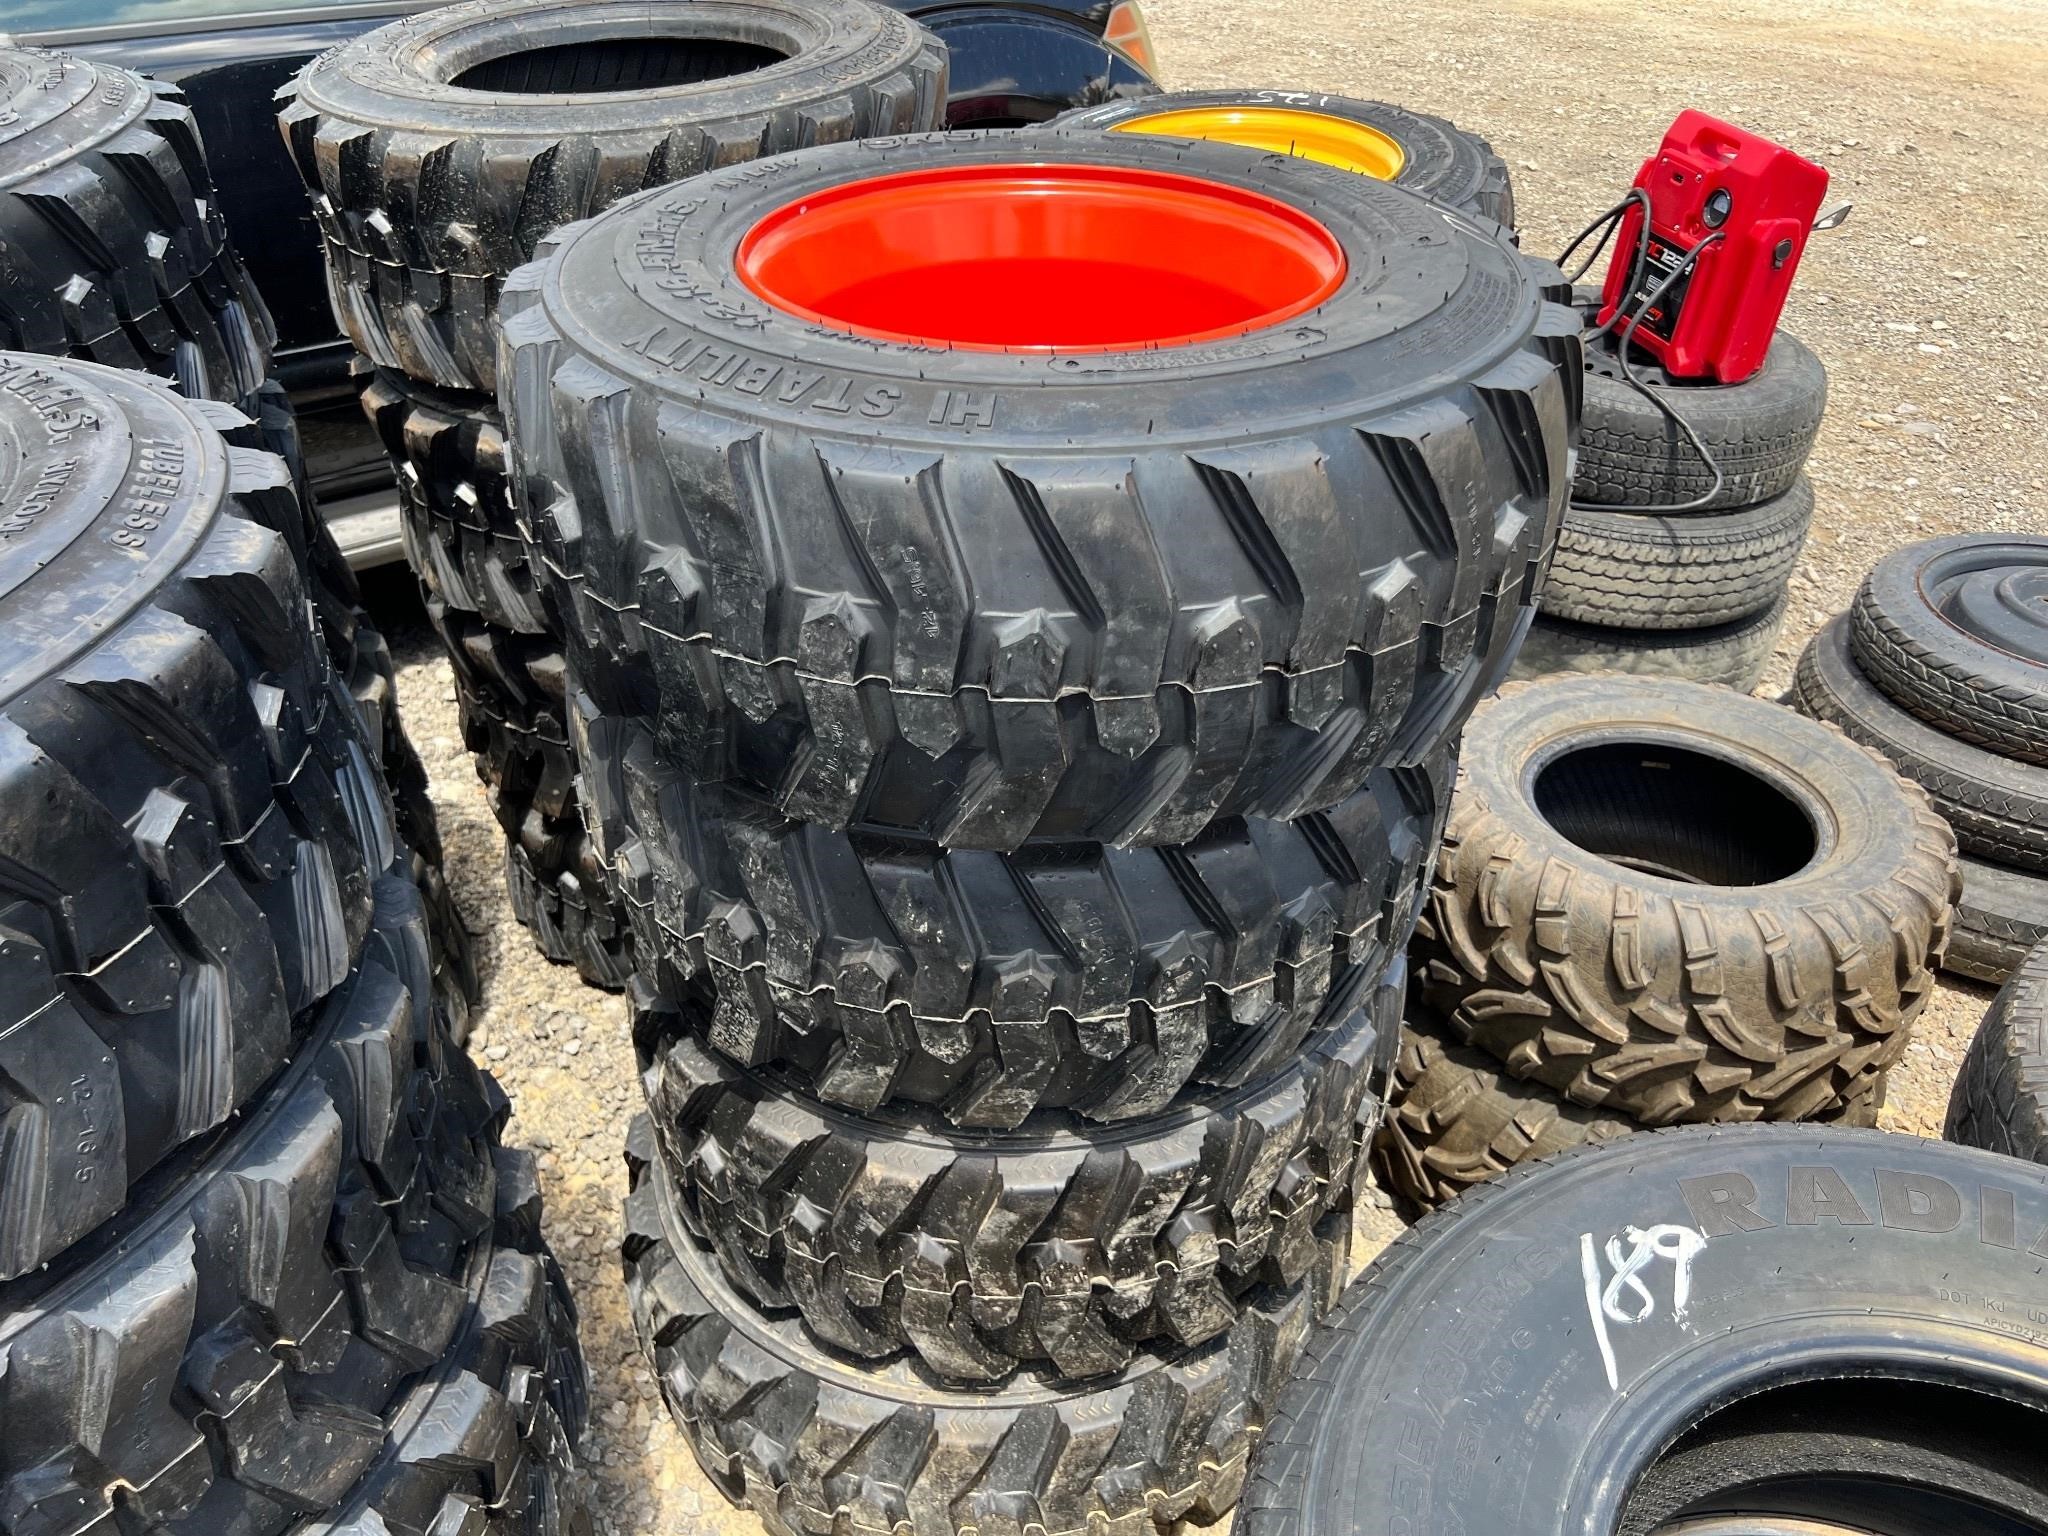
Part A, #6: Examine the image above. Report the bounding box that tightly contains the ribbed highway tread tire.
[1849,534,2048,768]
[636,966,1395,1381]
[587,694,1445,1126]
[1946,937,2048,1162]
[0,358,391,1279]
[505,131,1577,850]
[0,876,592,1536]
[622,1113,1336,1536]
[1541,475,1811,629]
[1415,675,1958,1126]
[1573,328,1825,510]
[278,0,949,393]
[1050,90,1516,225]
[1946,858,2048,988]
[1510,594,1786,691]
[1794,614,2048,874]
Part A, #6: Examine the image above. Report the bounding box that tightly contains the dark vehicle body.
[16,0,1157,563]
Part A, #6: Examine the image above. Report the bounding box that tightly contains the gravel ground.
[363,2,2046,1528]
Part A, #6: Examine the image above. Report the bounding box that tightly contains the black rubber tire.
[1510,594,1787,691]
[1415,674,1958,1125]
[279,0,949,393]
[1239,1127,2048,1535]
[582,685,1446,1126]
[1574,327,1827,510]
[1541,475,1811,629]
[504,130,1578,851]
[0,874,593,1536]
[0,357,394,1279]
[1947,856,2048,987]
[1793,614,2048,874]
[1947,936,2048,1162]
[636,963,1397,1381]
[1048,90,1515,225]
[622,1113,1338,1536]
[1849,533,2048,768]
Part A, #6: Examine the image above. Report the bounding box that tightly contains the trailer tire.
[1947,936,2048,1162]
[1946,857,2048,987]
[1510,595,1786,691]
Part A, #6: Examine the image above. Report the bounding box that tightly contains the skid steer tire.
[1049,90,1514,225]
[584,693,1447,1126]
[1414,674,1957,1126]
[623,1114,1339,1536]
[1239,1127,2048,1535]
[279,0,949,393]
[0,875,592,1536]
[635,964,1397,1380]
[503,129,1578,851]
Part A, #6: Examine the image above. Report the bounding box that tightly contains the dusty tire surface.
[1574,327,1826,510]
[1849,533,2048,767]
[582,691,1446,1126]
[1947,856,2048,987]
[1541,475,1811,629]
[1240,1126,2048,1535]
[1510,594,1787,691]
[622,1114,1338,1536]
[1946,936,2048,1163]
[504,129,1577,850]
[279,0,948,392]
[0,876,593,1536]
[1415,674,1958,1125]
[1794,614,2048,873]
[1049,89,1515,224]
[635,965,1396,1380]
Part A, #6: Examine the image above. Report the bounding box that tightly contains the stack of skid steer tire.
[279,0,952,987]
[499,114,1577,1532]
[1794,534,2048,986]
[1514,292,1829,691]
[1377,673,1960,1211]
[0,43,477,1023]
[0,354,591,1536]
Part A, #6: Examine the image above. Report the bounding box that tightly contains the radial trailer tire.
[278,0,950,393]
[1510,594,1788,691]
[1947,856,2048,988]
[502,128,1579,851]
[1947,935,2048,1165]
[1239,1126,2048,1534]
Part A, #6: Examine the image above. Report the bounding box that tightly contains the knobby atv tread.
[1849,534,2048,768]
[1794,615,2048,873]
[279,0,950,392]
[0,874,592,1536]
[1415,675,1958,1126]
[1946,936,2048,1162]
[1573,327,1827,510]
[504,132,1578,851]
[1541,475,1811,629]
[1946,857,2048,987]
[635,965,1396,1381]
[585,693,1448,1127]
[0,358,393,1280]
[1511,594,1787,691]
[622,1114,1337,1536]
[1050,90,1515,226]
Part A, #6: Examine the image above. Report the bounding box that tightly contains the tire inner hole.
[451,37,788,94]
[1533,741,1816,887]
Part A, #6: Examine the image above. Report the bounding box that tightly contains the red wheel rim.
[735,163,1347,353]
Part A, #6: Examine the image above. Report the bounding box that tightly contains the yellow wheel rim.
[1111,105,1407,180]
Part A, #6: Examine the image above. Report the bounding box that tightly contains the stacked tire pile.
[1516,297,1830,690]
[0,356,589,1535]
[1378,673,1960,1210]
[279,0,951,985]
[1,43,475,1019]
[495,113,1576,1527]
[1795,534,2048,984]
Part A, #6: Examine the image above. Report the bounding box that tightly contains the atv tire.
[623,1114,1336,1536]
[1947,935,2048,1163]
[279,0,949,393]
[1415,674,1957,1125]
[503,130,1577,850]
[1510,594,1786,691]
[1049,90,1515,226]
